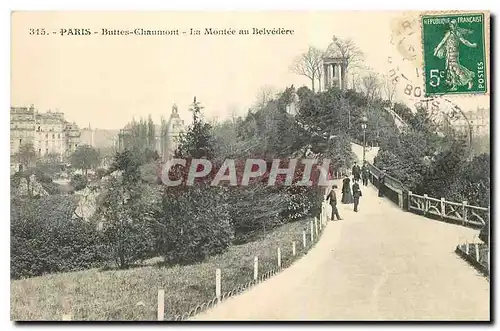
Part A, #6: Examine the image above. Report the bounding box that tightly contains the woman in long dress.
[433,19,477,91]
[341,177,354,204]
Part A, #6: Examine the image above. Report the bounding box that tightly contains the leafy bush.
[226,184,287,243]
[33,167,54,183]
[71,174,88,191]
[445,153,490,208]
[95,168,108,180]
[40,181,62,195]
[280,186,323,221]
[139,162,160,184]
[156,185,234,265]
[374,124,490,214]
[95,173,160,268]
[11,196,106,279]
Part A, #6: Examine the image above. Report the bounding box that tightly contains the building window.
[38,149,41,156]
[19,138,22,145]
[52,134,55,139]
[37,126,41,132]
[58,134,61,139]
[45,134,48,138]
[45,149,48,154]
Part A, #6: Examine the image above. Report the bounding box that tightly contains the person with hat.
[352,178,362,212]
[326,185,343,221]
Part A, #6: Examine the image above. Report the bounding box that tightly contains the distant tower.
[166,103,185,160]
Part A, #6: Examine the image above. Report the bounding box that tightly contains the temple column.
[324,64,329,89]
[329,64,334,86]
[338,64,342,90]
[323,64,328,91]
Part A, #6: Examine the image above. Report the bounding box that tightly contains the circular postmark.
[385,56,473,156]
[389,12,421,65]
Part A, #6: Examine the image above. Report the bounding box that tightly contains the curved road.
[191,145,489,321]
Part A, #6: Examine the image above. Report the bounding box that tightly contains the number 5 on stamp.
[421,12,487,96]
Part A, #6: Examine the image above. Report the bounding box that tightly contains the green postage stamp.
[421,13,487,96]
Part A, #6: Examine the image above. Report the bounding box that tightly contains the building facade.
[466,107,490,137]
[446,107,490,137]
[80,125,119,150]
[10,105,81,161]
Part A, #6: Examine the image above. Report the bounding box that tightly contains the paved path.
[191,143,489,321]
[191,183,489,321]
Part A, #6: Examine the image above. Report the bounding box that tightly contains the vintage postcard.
[10,11,490,322]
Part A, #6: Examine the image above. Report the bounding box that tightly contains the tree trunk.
[311,77,315,93]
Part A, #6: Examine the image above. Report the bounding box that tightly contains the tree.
[147,115,156,150]
[382,74,397,105]
[156,185,234,264]
[290,46,324,92]
[211,119,240,160]
[326,36,364,86]
[11,195,106,278]
[109,149,145,184]
[254,85,277,110]
[35,152,61,179]
[160,115,169,159]
[70,145,100,175]
[71,174,88,191]
[175,97,215,159]
[360,70,381,101]
[95,172,160,269]
[14,142,37,170]
[392,102,414,123]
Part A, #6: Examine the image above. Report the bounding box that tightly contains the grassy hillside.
[11,217,322,321]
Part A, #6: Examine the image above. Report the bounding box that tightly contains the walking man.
[352,179,362,212]
[361,162,369,186]
[326,185,342,221]
[352,162,361,182]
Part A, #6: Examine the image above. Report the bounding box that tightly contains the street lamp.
[361,116,368,164]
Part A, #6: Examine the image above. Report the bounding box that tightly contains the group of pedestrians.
[325,161,371,221]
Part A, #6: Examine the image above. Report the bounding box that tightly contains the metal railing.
[365,161,489,229]
[407,192,488,228]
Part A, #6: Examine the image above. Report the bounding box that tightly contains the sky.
[11,11,490,130]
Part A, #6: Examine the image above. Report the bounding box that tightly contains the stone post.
[440,197,446,219]
[157,289,165,321]
[462,201,468,225]
[216,269,221,302]
[253,256,258,280]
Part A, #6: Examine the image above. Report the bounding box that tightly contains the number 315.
[429,69,444,87]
